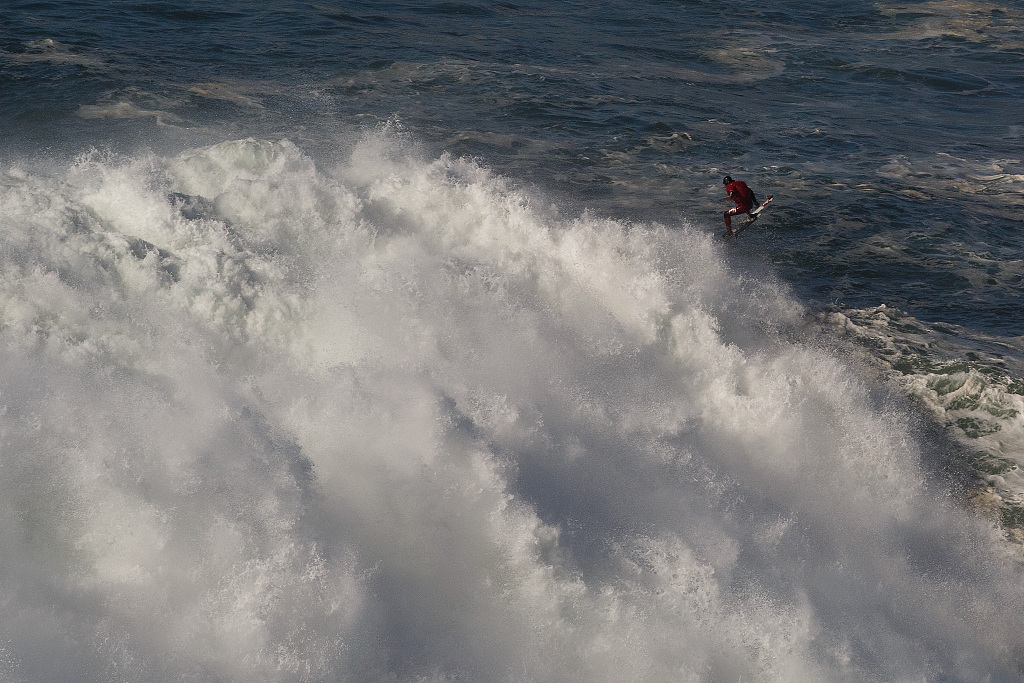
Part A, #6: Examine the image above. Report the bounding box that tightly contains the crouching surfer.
[722,175,771,239]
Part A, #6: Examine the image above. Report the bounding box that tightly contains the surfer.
[722,175,759,238]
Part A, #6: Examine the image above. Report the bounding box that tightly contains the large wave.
[0,134,1021,682]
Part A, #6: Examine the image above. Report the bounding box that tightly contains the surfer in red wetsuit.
[723,175,759,237]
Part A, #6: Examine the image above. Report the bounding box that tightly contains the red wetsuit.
[725,180,757,213]
[724,179,759,231]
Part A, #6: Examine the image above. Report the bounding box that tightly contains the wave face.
[0,135,1021,682]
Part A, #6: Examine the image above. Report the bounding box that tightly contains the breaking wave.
[0,133,1021,682]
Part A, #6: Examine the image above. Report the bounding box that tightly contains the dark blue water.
[4,0,1022,336]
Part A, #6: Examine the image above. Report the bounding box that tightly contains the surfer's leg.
[724,207,739,229]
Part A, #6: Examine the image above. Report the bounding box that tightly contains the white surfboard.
[749,195,773,216]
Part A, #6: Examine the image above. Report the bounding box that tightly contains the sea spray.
[0,135,1021,681]
[821,305,1024,542]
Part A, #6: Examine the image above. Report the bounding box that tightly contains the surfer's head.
[723,176,732,185]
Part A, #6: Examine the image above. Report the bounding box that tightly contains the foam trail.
[0,135,1020,682]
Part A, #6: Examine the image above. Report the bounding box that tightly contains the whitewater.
[0,132,1019,682]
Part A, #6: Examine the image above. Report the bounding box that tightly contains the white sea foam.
[185,82,264,109]
[0,134,1022,682]
[875,1,1024,49]
[76,101,182,126]
[1,38,105,68]
[878,153,1024,208]
[821,305,1024,539]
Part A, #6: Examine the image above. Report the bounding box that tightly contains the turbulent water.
[2,2,1024,682]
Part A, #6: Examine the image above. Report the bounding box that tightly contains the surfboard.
[749,195,773,216]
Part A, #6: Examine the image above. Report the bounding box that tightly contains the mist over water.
[0,134,1019,682]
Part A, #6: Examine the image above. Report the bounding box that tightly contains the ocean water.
[1,1,1024,681]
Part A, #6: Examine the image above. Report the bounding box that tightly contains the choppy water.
[2,1,1024,681]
